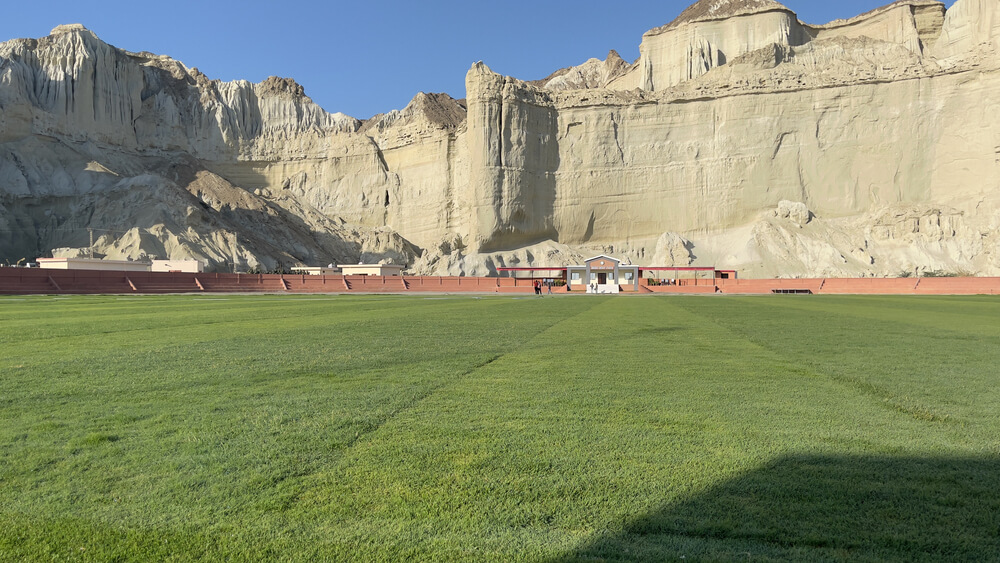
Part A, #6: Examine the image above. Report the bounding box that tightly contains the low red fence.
[1,267,998,296]
[714,277,1000,295]
[0,269,543,295]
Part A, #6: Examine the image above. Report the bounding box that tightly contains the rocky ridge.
[530,51,633,91]
[653,0,795,32]
[2,0,1000,278]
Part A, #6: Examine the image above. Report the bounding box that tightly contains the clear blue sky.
[0,0,958,119]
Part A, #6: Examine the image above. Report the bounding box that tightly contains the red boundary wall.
[1,268,998,296]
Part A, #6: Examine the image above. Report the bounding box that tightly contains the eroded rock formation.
[2,0,1000,277]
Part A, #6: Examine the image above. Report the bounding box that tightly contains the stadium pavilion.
[498,255,736,294]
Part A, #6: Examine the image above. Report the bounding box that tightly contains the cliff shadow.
[209,194,423,271]
[165,158,420,270]
[550,454,1000,562]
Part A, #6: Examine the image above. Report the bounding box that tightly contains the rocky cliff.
[2,0,1000,277]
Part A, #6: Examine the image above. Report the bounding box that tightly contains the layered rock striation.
[2,0,1000,277]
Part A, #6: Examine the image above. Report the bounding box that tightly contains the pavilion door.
[598,273,607,285]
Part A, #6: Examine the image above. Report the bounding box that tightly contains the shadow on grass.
[553,455,1000,562]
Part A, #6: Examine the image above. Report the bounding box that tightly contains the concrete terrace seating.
[407,276,502,293]
[0,269,133,294]
[343,275,408,293]
[282,275,350,293]
[125,272,203,293]
[197,274,288,293]
[0,273,59,294]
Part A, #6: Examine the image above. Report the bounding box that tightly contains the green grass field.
[1,294,999,561]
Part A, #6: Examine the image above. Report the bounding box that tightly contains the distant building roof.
[37,257,151,271]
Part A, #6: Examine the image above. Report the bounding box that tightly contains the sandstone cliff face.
[934,0,1000,57]
[618,0,810,91]
[806,1,945,54]
[2,0,1000,277]
[451,0,1000,277]
[0,24,421,269]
